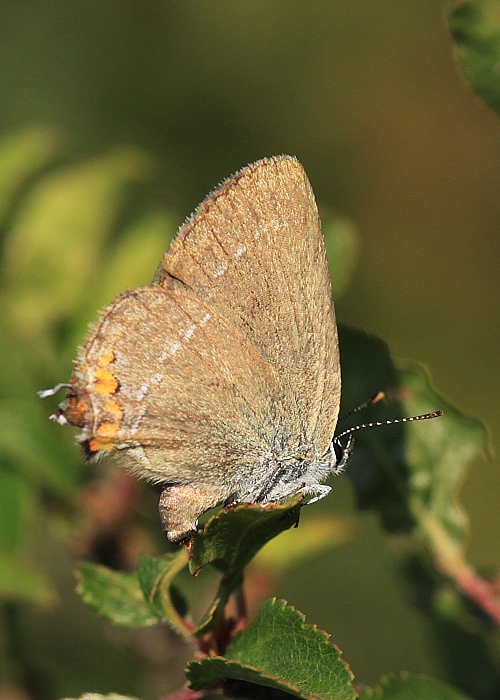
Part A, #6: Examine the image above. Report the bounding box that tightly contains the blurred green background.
[0,2,499,699]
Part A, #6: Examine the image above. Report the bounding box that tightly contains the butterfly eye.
[331,438,345,465]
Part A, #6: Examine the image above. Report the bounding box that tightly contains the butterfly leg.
[242,473,332,507]
[302,484,332,505]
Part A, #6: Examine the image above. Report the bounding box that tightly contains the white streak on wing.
[234,244,247,259]
[151,309,212,401]
[184,324,196,341]
[136,383,149,401]
[213,262,228,278]
[129,404,147,436]
[151,372,163,386]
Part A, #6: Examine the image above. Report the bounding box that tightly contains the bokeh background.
[0,2,498,699]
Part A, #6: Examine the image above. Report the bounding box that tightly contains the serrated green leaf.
[76,562,160,627]
[397,365,497,620]
[187,598,356,700]
[189,498,302,636]
[338,325,493,617]
[359,671,471,699]
[399,363,486,552]
[338,325,415,532]
[190,497,303,576]
[136,552,180,602]
[449,0,500,114]
[136,550,191,637]
[2,148,151,338]
[338,326,487,552]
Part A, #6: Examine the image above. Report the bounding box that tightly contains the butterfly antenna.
[336,410,443,441]
[338,391,385,424]
[37,383,71,399]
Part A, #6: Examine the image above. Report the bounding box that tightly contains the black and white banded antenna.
[336,390,442,442]
[329,391,442,471]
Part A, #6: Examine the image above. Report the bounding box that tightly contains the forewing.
[155,156,340,452]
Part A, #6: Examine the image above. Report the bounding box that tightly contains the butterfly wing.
[155,155,340,454]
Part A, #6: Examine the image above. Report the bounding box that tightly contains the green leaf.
[338,325,415,532]
[0,401,81,497]
[359,671,471,699]
[190,497,303,576]
[136,552,180,604]
[0,468,34,551]
[189,498,302,636]
[399,363,486,554]
[449,0,500,114]
[396,365,496,621]
[187,598,356,700]
[96,209,174,305]
[76,562,160,627]
[0,546,55,606]
[65,208,174,359]
[2,148,151,338]
[338,326,487,552]
[338,325,494,621]
[323,212,359,298]
[0,127,61,224]
[136,551,191,637]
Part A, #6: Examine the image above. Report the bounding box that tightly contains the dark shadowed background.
[0,2,498,698]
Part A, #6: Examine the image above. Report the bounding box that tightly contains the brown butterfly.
[41,156,440,542]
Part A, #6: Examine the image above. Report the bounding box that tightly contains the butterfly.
[41,156,440,542]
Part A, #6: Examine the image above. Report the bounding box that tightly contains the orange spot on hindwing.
[93,348,119,396]
[86,347,123,452]
[64,345,125,455]
[94,367,119,395]
[88,421,121,452]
